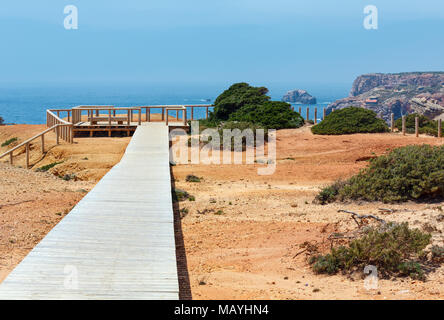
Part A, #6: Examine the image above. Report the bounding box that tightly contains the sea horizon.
[0,82,348,124]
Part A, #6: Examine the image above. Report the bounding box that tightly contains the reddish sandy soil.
[1,124,443,299]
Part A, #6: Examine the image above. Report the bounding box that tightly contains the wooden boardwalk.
[0,123,179,299]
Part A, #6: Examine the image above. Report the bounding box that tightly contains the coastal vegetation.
[204,82,304,130]
[1,137,18,147]
[36,161,64,172]
[0,116,3,125]
[395,113,443,137]
[316,144,444,203]
[311,107,389,135]
[309,223,432,280]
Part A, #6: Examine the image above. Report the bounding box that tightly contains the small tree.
[210,82,270,121]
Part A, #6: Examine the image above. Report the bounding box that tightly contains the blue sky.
[1,0,443,90]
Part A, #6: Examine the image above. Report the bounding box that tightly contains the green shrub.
[172,188,191,202]
[317,145,444,203]
[36,161,63,172]
[309,223,431,279]
[1,137,18,147]
[0,116,4,125]
[186,175,201,183]
[311,107,389,135]
[207,82,304,130]
[229,101,305,129]
[315,180,347,204]
[210,82,270,121]
[395,113,443,137]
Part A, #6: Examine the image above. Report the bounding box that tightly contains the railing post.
[314,108,317,124]
[306,107,309,122]
[191,107,194,121]
[9,152,13,165]
[415,116,419,137]
[438,119,442,138]
[206,107,208,119]
[166,109,169,126]
[298,107,301,115]
[402,115,406,136]
[183,109,187,126]
[25,143,29,169]
[391,113,394,132]
[162,107,165,121]
[127,110,130,125]
[56,126,60,145]
[41,135,45,153]
[109,109,112,126]
[147,108,151,122]
[323,108,326,120]
[138,109,141,125]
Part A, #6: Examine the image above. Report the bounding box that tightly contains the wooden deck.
[0,123,179,299]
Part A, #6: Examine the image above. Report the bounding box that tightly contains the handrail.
[0,122,72,168]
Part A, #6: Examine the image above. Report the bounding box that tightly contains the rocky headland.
[327,72,444,121]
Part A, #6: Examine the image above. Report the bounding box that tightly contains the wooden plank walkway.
[0,123,179,299]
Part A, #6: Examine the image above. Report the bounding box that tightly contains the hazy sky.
[1,0,443,89]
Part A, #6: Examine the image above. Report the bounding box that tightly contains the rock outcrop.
[282,89,317,104]
[328,72,444,122]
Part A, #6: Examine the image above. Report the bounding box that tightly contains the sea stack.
[282,89,317,104]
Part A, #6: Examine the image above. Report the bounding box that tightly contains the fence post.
[438,119,442,138]
[402,116,406,136]
[314,108,317,124]
[298,107,301,115]
[41,135,45,153]
[25,143,29,169]
[191,107,194,120]
[306,107,309,122]
[323,108,326,120]
[56,126,60,144]
[415,116,419,137]
[166,110,169,126]
[391,113,394,132]
[9,152,13,165]
[206,107,209,119]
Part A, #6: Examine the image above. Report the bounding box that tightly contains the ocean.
[0,84,346,125]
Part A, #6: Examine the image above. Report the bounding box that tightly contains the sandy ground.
[0,123,443,299]
[172,126,444,299]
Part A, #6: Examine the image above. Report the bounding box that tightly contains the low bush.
[0,116,4,125]
[186,175,201,183]
[309,223,431,279]
[395,113,443,137]
[1,137,18,147]
[316,145,444,203]
[311,107,389,135]
[36,161,63,172]
[172,188,192,202]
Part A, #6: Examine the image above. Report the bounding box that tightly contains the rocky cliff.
[328,72,444,122]
[282,89,316,104]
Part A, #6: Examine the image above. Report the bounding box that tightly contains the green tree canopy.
[229,101,304,129]
[210,82,270,121]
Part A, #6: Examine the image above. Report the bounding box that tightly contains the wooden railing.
[0,123,72,168]
[134,104,213,122]
[47,110,74,143]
